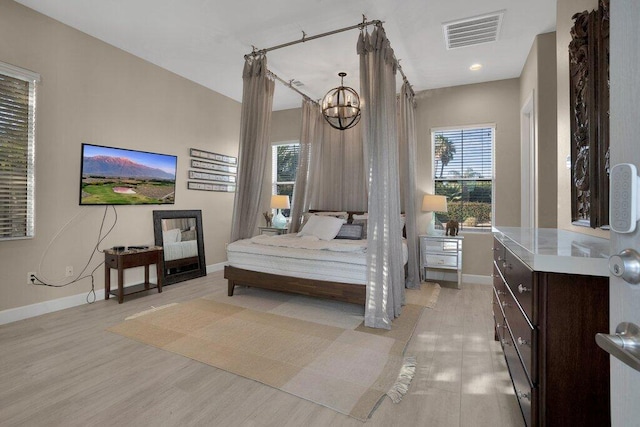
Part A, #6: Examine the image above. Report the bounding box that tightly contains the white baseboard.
[0,262,225,326]
[0,288,107,326]
[206,262,225,274]
[463,274,492,285]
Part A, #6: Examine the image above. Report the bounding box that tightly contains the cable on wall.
[31,205,118,303]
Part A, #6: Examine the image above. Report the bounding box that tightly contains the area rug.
[107,282,439,421]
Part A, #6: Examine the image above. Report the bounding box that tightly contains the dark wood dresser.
[492,228,610,427]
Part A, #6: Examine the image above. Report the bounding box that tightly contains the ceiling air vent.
[443,10,504,50]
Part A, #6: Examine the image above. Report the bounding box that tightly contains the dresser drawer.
[425,254,458,268]
[493,289,507,342]
[502,289,535,385]
[502,250,534,322]
[502,328,535,427]
[493,237,506,265]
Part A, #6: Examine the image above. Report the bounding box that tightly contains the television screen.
[79,144,177,205]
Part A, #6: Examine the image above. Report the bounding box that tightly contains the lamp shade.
[271,195,290,210]
[421,194,448,212]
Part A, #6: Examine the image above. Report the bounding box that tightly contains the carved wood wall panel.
[569,0,610,228]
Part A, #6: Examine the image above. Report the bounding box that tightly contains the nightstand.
[258,227,288,236]
[419,235,463,288]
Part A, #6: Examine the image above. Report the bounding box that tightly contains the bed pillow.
[301,211,348,227]
[162,228,181,243]
[297,215,345,240]
[351,219,367,239]
[335,224,363,240]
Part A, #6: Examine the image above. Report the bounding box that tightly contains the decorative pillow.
[162,228,181,243]
[301,211,348,228]
[297,215,345,241]
[335,224,363,240]
[351,219,368,239]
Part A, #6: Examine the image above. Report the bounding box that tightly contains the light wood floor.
[0,271,524,426]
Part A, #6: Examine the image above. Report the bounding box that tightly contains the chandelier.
[321,72,361,131]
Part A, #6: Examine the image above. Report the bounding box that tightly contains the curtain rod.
[250,15,416,101]
[267,70,319,106]
[245,16,382,58]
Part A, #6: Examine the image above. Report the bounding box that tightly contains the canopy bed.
[226,211,409,305]
[227,18,420,330]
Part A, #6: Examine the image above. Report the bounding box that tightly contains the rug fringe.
[386,356,417,403]
[125,303,178,320]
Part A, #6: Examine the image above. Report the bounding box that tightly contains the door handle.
[596,322,640,372]
[609,249,640,284]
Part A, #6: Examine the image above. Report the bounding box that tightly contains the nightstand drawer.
[421,238,460,252]
[425,254,458,268]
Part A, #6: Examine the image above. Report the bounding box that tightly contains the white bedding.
[227,234,408,285]
[164,240,198,261]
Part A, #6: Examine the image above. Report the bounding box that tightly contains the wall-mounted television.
[79,143,178,205]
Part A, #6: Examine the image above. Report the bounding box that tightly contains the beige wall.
[556,0,608,238]
[0,0,241,311]
[520,32,558,228]
[416,79,521,276]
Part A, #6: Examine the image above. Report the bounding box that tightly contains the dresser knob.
[501,301,509,308]
[498,255,503,261]
[517,337,530,346]
[516,390,531,401]
[502,261,512,270]
[496,289,506,295]
[518,284,531,293]
[501,338,511,346]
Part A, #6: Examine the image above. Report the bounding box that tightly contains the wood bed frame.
[224,210,407,306]
[224,265,366,305]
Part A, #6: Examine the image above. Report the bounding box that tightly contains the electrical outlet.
[65,266,74,277]
[27,272,36,284]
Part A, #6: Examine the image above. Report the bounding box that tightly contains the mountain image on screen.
[83,156,174,180]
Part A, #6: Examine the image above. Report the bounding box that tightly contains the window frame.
[0,61,40,240]
[431,124,495,232]
[271,141,300,217]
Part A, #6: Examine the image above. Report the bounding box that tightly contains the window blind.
[433,126,494,229]
[0,63,39,240]
[433,127,493,180]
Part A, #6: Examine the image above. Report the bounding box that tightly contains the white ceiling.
[13,0,556,111]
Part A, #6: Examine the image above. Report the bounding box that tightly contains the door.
[608,1,640,425]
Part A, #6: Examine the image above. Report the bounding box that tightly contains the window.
[432,125,494,231]
[0,62,39,240]
[272,142,300,217]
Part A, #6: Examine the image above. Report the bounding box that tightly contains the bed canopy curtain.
[308,122,366,211]
[230,55,275,242]
[359,26,405,329]
[398,82,420,289]
[289,99,320,233]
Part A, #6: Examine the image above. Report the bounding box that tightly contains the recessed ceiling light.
[469,63,483,71]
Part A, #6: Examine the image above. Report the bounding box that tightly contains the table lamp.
[422,194,448,235]
[271,195,290,229]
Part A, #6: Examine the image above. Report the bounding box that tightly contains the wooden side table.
[258,227,288,236]
[104,246,164,303]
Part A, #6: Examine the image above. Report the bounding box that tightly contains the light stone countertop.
[493,227,610,277]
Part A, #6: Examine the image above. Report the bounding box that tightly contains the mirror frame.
[153,209,206,285]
